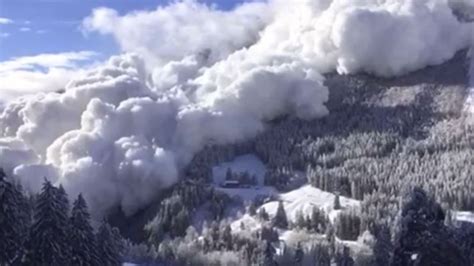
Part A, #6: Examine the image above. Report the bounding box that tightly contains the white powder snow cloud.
[82,0,272,67]
[0,51,100,101]
[0,0,471,217]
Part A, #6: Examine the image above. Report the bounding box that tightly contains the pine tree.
[258,207,269,221]
[97,221,122,266]
[248,201,257,216]
[310,207,327,233]
[373,224,392,266]
[221,224,233,250]
[27,179,71,265]
[0,170,28,264]
[225,168,233,181]
[335,246,354,266]
[294,242,304,264]
[263,241,276,266]
[272,201,288,229]
[334,193,341,210]
[260,226,279,243]
[70,194,100,266]
[295,210,306,229]
[391,187,468,266]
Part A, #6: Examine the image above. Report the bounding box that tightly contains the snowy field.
[229,185,360,232]
[211,154,360,233]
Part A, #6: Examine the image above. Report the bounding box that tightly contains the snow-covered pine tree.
[335,246,354,266]
[391,187,468,266]
[294,210,306,229]
[294,242,304,264]
[334,193,341,210]
[70,194,100,266]
[258,207,269,221]
[247,201,257,216]
[26,179,71,265]
[262,240,276,266]
[221,223,233,250]
[373,224,392,266]
[97,221,122,266]
[0,169,29,264]
[272,201,288,229]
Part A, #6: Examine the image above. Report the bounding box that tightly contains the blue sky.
[0,0,246,61]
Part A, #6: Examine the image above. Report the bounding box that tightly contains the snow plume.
[82,0,272,67]
[0,0,471,217]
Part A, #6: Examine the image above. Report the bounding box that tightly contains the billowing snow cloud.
[0,0,471,217]
[0,51,100,101]
[82,0,272,67]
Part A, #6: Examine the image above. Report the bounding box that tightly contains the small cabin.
[221,180,240,188]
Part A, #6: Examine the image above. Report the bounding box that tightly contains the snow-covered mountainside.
[123,47,474,264]
[1,1,473,265]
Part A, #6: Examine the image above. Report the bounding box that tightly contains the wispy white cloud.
[0,33,10,38]
[19,27,31,32]
[0,17,13,25]
[0,51,100,100]
[0,51,98,72]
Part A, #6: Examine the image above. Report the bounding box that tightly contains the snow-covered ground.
[263,185,360,223]
[212,154,267,186]
[211,154,361,234]
[230,185,360,233]
[455,211,474,223]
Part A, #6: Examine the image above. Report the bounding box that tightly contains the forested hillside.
[116,49,474,265]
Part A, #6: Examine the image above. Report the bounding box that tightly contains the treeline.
[0,170,123,266]
[126,187,474,266]
[145,180,231,244]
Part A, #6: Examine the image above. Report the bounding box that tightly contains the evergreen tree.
[334,193,341,210]
[0,170,28,265]
[391,187,468,266]
[310,207,327,233]
[27,179,71,265]
[258,207,269,221]
[295,210,306,229]
[263,241,276,266]
[373,224,392,266]
[335,211,360,241]
[309,244,331,266]
[221,224,233,250]
[96,221,122,266]
[248,201,257,216]
[56,185,70,215]
[272,201,288,229]
[70,194,100,266]
[225,168,233,181]
[294,242,304,265]
[260,226,279,243]
[335,246,354,266]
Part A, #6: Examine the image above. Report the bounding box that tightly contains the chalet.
[221,180,240,188]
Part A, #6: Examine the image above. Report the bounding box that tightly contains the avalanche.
[0,0,472,217]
